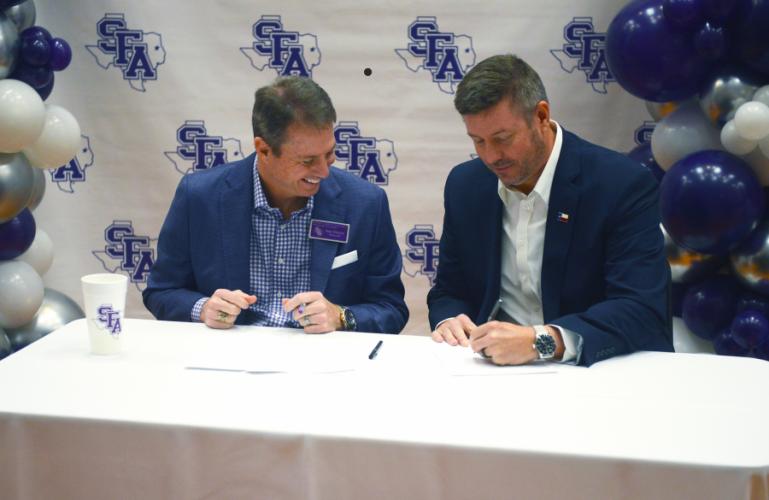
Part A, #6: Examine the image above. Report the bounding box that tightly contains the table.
[1,319,767,500]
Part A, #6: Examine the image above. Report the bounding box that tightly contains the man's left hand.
[469,322,563,365]
[283,291,342,334]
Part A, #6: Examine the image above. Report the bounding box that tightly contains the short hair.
[251,76,337,156]
[454,54,548,117]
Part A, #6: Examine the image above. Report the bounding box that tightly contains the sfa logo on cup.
[97,304,122,336]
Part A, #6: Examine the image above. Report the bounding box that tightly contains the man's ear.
[254,137,271,157]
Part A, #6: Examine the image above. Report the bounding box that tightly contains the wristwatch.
[338,306,357,331]
[533,325,556,360]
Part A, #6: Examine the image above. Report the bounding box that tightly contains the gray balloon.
[0,12,18,79]
[663,224,719,283]
[26,164,45,211]
[731,219,769,296]
[4,0,35,32]
[0,326,11,359]
[699,70,760,127]
[6,288,84,351]
[0,152,34,223]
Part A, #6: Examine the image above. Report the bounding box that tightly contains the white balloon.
[673,317,715,354]
[754,85,769,107]
[721,119,757,155]
[742,147,769,186]
[734,101,769,141]
[22,105,81,169]
[15,228,53,275]
[0,260,44,329]
[760,135,769,159]
[0,79,45,154]
[651,100,722,170]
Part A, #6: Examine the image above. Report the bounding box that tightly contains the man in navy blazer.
[143,77,408,334]
[428,55,672,366]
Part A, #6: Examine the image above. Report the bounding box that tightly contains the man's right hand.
[430,314,477,347]
[200,289,257,329]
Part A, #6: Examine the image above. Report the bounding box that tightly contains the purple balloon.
[736,291,769,317]
[606,0,711,101]
[0,0,24,9]
[682,274,739,339]
[49,38,71,71]
[672,282,688,317]
[693,22,726,60]
[754,339,769,361]
[702,0,738,22]
[0,208,36,260]
[37,72,54,100]
[660,150,765,255]
[20,25,52,43]
[730,310,769,349]
[627,142,665,183]
[733,0,769,76]
[20,36,51,67]
[663,0,703,29]
[11,63,53,89]
[713,329,750,356]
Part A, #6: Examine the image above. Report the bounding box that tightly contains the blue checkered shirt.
[191,160,312,327]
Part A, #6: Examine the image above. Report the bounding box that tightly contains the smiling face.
[463,97,554,194]
[255,121,336,212]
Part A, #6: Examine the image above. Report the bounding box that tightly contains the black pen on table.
[368,340,383,360]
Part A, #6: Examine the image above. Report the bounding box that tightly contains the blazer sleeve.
[142,175,206,321]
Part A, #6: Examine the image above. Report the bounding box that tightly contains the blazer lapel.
[219,154,255,294]
[309,171,344,292]
[480,181,504,322]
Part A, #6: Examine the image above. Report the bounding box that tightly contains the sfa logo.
[334,121,397,185]
[92,220,156,291]
[635,120,655,145]
[164,120,245,175]
[403,224,440,285]
[97,304,122,336]
[49,135,94,193]
[86,13,166,92]
[550,17,614,94]
[395,16,475,94]
[241,15,321,77]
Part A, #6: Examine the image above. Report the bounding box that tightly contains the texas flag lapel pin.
[557,211,570,223]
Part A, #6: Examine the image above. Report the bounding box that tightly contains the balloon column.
[609,0,769,360]
[0,0,83,360]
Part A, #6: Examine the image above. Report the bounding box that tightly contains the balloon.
[25,163,44,210]
[682,274,739,340]
[0,207,35,259]
[19,25,49,43]
[732,0,769,76]
[742,147,769,186]
[693,22,725,60]
[10,61,52,88]
[701,0,738,22]
[732,214,769,295]
[19,32,48,66]
[660,150,765,255]
[754,338,769,360]
[734,101,769,141]
[0,152,33,222]
[737,290,769,317]
[0,11,19,79]
[651,100,722,170]
[627,143,665,182]
[49,37,70,71]
[755,86,769,107]
[4,0,36,32]
[645,99,684,121]
[721,119,756,155]
[663,0,703,29]
[0,260,43,329]
[672,282,687,317]
[606,0,710,102]
[730,310,769,349]
[662,223,723,282]
[672,317,716,353]
[23,104,80,168]
[0,327,11,359]
[0,79,45,153]
[35,69,52,99]
[5,288,83,351]
[15,226,50,274]
[0,1,25,9]
[699,69,760,127]
[713,329,750,356]
[760,135,769,159]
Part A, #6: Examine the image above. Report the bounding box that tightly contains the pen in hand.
[368,340,383,360]
[487,298,503,322]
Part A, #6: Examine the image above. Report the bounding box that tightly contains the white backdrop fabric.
[32,0,651,334]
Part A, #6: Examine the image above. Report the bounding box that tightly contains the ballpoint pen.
[368,340,383,360]
[487,298,503,322]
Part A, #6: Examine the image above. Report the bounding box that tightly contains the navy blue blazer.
[427,130,673,366]
[143,153,408,334]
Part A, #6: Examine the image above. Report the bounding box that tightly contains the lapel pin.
[557,212,570,223]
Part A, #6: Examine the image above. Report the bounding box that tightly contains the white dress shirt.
[497,121,581,363]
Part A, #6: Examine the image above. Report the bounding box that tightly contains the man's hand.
[283,291,342,334]
[469,322,564,365]
[200,289,257,329]
[430,314,477,346]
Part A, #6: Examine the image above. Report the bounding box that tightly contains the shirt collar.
[497,121,563,206]
[252,155,314,215]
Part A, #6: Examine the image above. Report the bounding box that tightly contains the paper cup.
[81,273,127,355]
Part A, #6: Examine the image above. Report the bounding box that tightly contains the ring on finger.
[216,311,229,322]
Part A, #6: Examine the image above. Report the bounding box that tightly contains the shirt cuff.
[191,297,209,322]
[549,324,583,365]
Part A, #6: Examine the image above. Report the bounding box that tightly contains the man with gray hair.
[427,54,672,366]
[144,76,408,334]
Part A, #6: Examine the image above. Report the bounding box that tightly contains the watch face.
[344,308,357,331]
[535,333,556,357]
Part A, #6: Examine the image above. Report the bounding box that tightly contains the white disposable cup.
[81,273,128,355]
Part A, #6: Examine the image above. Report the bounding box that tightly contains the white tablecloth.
[1,319,767,500]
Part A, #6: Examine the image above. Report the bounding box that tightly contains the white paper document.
[433,343,560,376]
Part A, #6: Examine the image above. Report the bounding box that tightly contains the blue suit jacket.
[427,130,673,366]
[143,153,408,334]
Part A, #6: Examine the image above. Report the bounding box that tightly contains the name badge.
[308,219,349,243]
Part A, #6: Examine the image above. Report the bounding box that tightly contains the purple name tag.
[308,219,349,243]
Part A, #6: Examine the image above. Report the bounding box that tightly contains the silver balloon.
[645,100,683,121]
[0,11,19,79]
[0,152,34,222]
[26,163,44,211]
[0,326,11,359]
[731,219,769,296]
[663,224,718,283]
[5,288,84,351]
[699,70,760,127]
[4,0,35,32]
